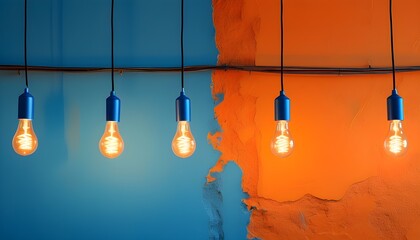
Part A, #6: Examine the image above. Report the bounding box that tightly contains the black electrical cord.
[111,0,115,91]
[280,0,284,91]
[389,0,396,90]
[8,0,416,81]
[24,0,28,88]
[2,65,420,75]
[181,0,184,90]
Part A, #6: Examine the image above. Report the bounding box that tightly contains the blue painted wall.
[0,0,248,239]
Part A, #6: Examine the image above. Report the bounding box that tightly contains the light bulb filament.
[172,121,196,158]
[12,119,38,156]
[17,120,33,150]
[103,123,118,154]
[175,135,193,155]
[271,120,294,158]
[17,132,33,150]
[104,135,119,154]
[388,135,405,154]
[384,120,408,157]
[99,121,124,159]
[273,135,291,154]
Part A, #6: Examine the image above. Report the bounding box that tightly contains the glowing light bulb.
[172,121,196,158]
[12,119,38,156]
[271,120,294,158]
[384,120,407,157]
[99,121,124,159]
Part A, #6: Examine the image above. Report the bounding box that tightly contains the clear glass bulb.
[384,120,407,157]
[172,121,196,158]
[271,120,294,158]
[99,121,124,159]
[12,119,38,156]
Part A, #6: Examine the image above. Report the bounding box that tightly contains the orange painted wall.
[210,0,420,238]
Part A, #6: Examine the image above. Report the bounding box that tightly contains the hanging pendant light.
[383,0,407,157]
[99,0,124,159]
[12,0,38,156]
[271,0,294,158]
[172,0,196,158]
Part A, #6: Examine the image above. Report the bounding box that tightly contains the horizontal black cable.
[3,65,420,75]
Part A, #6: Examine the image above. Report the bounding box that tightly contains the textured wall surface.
[0,0,250,239]
[210,0,420,239]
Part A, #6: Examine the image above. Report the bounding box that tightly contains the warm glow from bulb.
[99,121,124,159]
[172,121,196,158]
[384,120,407,157]
[271,120,294,158]
[12,119,38,156]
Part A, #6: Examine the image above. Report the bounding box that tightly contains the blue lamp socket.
[176,89,191,122]
[275,90,290,121]
[387,89,404,121]
[106,91,121,122]
[18,88,34,119]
